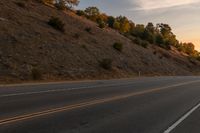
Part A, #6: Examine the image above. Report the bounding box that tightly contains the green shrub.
[141,41,149,48]
[99,58,113,70]
[134,38,148,48]
[31,68,42,80]
[48,17,65,32]
[76,10,85,16]
[133,37,142,44]
[113,42,123,52]
[98,22,106,29]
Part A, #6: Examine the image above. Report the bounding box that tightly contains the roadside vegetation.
[1,0,200,83]
[31,68,42,80]
[99,58,113,70]
[48,16,65,32]
[113,42,123,52]
[40,0,200,61]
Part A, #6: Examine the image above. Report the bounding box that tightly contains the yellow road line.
[0,80,200,126]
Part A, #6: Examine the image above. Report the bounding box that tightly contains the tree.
[129,20,135,33]
[96,13,108,28]
[146,22,155,34]
[156,23,178,48]
[143,29,154,44]
[55,0,66,10]
[107,16,115,28]
[182,42,195,55]
[131,24,145,38]
[155,34,164,46]
[85,7,100,21]
[142,23,155,44]
[116,16,130,33]
[98,13,108,23]
[157,23,172,37]
[55,0,79,9]
[76,10,85,16]
[113,21,120,30]
[66,0,79,8]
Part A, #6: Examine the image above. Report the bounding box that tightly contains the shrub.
[48,17,65,32]
[38,0,54,4]
[133,37,142,44]
[81,45,87,49]
[188,56,198,65]
[99,58,113,70]
[76,10,85,16]
[134,38,148,48]
[31,68,42,80]
[141,41,149,48]
[98,22,106,29]
[15,2,26,8]
[85,27,92,33]
[162,52,171,59]
[196,56,200,61]
[36,0,44,3]
[113,42,123,52]
[73,33,80,39]
[55,2,66,10]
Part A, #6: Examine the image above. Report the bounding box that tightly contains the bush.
[55,0,66,10]
[85,27,92,33]
[99,58,113,70]
[31,68,42,80]
[188,56,198,65]
[98,22,106,29]
[81,45,87,49]
[113,42,123,52]
[134,38,148,48]
[38,0,54,4]
[73,33,80,39]
[196,56,200,61]
[15,2,26,8]
[141,41,149,48]
[76,10,85,16]
[48,17,65,32]
[36,0,44,3]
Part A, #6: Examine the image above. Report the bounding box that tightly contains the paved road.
[0,76,200,133]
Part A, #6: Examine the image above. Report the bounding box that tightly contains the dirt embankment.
[0,0,200,83]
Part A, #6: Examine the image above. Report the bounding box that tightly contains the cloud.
[130,0,200,10]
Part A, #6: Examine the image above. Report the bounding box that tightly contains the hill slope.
[0,0,200,83]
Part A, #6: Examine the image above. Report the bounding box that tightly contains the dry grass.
[0,0,199,83]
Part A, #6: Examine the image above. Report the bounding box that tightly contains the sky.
[78,0,200,51]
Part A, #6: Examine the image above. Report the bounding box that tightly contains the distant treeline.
[41,0,200,60]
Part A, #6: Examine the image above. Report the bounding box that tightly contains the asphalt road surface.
[0,76,200,133]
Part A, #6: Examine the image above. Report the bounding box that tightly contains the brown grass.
[0,0,199,83]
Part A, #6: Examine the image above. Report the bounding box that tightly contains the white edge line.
[164,102,200,133]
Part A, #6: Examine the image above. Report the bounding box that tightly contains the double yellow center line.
[0,80,200,126]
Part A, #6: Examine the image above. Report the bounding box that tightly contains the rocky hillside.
[0,0,200,83]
